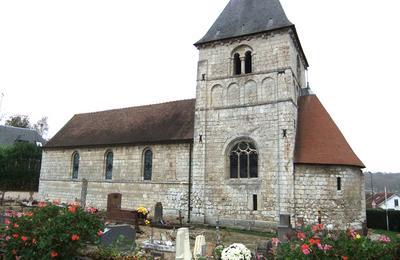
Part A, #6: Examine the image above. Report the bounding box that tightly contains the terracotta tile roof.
[366,192,397,208]
[46,94,365,169]
[45,99,195,148]
[294,94,365,168]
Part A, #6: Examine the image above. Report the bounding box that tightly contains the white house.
[369,192,400,210]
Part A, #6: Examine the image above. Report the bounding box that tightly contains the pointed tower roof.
[195,0,293,46]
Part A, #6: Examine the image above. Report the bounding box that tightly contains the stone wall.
[294,164,366,229]
[191,28,306,228]
[39,143,191,216]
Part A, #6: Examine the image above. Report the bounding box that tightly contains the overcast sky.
[0,0,399,173]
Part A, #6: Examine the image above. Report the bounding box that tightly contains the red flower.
[297,232,306,241]
[38,201,46,208]
[52,199,61,205]
[68,206,77,213]
[97,230,104,236]
[21,236,28,242]
[24,211,33,217]
[12,234,19,239]
[13,223,19,228]
[5,236,11,241]
[71,234,80,241]
[342,257,348,260]
[301,244,311,255]
[309,237,321,245]
[4,218,10,225]
[312,224,324,232]
[50,250,58,258]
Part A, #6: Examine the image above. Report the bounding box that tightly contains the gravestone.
[153,202,163,223]
[80,178,88,208]
[255,240,272,259]
[277,214,292,241]
[101,224,136,250]
[193,235,206,259]
[107,193,122,211]
[176,228,192,260]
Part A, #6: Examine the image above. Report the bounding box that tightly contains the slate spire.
[195,0,293,46]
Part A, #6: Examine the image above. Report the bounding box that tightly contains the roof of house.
[366,192,398,208]
[294,94,365,168]
[195,0,293,46]
[0,125,45,146]
[45,94,364,169]
[44,99,196,148]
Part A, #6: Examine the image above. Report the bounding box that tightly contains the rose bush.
[1,201,104,259]
[275,224,400,259]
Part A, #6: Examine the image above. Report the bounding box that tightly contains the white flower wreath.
[221,243,252,260]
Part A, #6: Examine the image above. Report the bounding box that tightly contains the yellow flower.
[145,220,150,226]
[136,207,148,215]
[355,234,361,240]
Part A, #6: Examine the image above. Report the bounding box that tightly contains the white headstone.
[175,228,192,260]
[193,235,206,259]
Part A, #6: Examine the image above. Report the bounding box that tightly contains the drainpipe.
[188,142,193,223]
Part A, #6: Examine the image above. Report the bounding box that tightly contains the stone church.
[39,0,366,229]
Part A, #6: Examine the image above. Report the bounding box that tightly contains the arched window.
[105,151,113,180]
[233,53,241,75]
[245,51,252,74]
[143,149,153,181]
[229,141,258,178]
[72,152,80,179]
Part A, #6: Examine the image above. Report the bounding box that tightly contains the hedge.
[0,143,42,192]
[366,209,400,232]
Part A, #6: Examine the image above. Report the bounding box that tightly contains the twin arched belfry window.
[233,51,252,76]
[72,152,80,179]
[105,151,113,180]
[229,141,258,178]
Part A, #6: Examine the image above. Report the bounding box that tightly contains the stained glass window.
[72,152,79,179]
[143,149,152,181]
[229,141,258,179]
[105,151,113,180]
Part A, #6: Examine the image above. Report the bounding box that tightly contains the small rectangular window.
[337,177,341,191]
[253,194,258,211]
[395,199,399,207]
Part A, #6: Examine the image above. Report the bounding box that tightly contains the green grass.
[224,227,275,238]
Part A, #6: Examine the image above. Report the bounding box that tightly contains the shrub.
[275,224,400,259]
[1,201,104,259]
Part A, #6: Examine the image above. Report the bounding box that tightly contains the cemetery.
[0,195,399,259]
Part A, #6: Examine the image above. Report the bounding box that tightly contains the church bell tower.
[191,0,309,228]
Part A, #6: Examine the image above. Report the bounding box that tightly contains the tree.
[5,114,31,128]
[33,116,49,139]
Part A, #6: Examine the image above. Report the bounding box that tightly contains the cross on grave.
[216,216,221,246]
[177,209,184,227]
